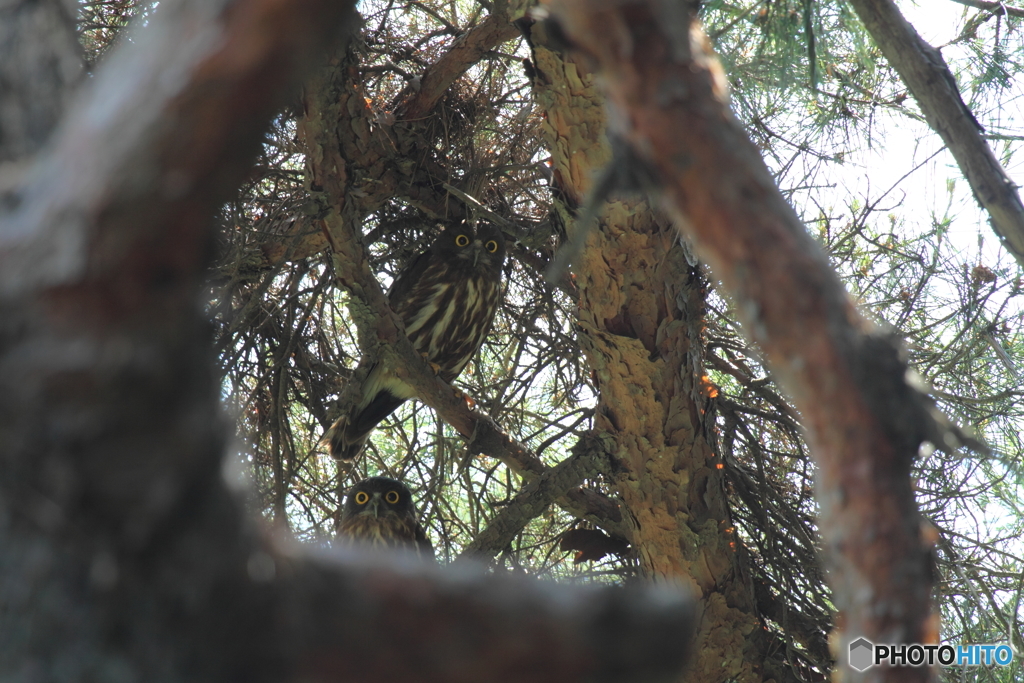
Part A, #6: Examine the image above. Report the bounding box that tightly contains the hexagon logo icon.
[849,637,875,671]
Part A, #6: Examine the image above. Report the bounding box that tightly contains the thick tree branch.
[848,0,1024,267]
[542,1,943,680]
[281,545,695,682]
[0,0,693,679]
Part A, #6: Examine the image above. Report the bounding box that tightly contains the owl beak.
[472,241,481,268]
[369,493,382,518]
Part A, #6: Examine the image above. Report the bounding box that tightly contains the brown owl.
[321,224,506,461]
[336,476,434,558]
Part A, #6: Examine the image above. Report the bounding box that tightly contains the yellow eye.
[455,234,470,247]
[354,491,369,505]
[485,240,499,253]
[385,490,400,504]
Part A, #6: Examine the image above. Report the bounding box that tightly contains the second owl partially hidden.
[337,476,434,558]
[322,224,506,461]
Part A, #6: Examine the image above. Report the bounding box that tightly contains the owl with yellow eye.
[336,476,434,558]
[320,223,506,461]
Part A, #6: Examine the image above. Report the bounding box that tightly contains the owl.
[336,476,434,558]
[322,224,506,461]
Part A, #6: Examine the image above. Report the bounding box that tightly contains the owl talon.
[453,388,475,408]
[419,352,442,376]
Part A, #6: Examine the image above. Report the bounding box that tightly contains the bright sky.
[850,1,1024,268]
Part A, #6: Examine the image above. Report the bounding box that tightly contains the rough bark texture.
[0,0,696,679]
[541,2,940,682]
[848,0,1024,267]
[525,23,781,683]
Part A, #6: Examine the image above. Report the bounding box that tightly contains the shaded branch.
[234,4,537,280]
[0,0,82,163]
[280,545,696,682]
[848,0,1024,267]
[395,2,527,120]
[259,214,330,266]
[542,1,945,680]
[752,578,833,677]
[458,432,620,559]
[949,0,1024,19]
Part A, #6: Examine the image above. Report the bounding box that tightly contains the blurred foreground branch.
[0,0,691,679]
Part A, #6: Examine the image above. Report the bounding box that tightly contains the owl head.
[342,476,417,521]
[430,223,506,272]
[338,476,433,558]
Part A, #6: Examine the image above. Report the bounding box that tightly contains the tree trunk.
[527,29,779,683]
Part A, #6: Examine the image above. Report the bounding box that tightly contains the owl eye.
[354,491,370,505]
[385,490,400,504]
[455,234,470,247]
[485,240,499,253]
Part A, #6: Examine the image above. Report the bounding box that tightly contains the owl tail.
[320,390,407,461]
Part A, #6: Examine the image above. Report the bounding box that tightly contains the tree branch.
[0,0,82,163]
[542,1,944,680]
[395,2,528,120]
[458,432,620,559]
[274,538,696,682]
[848,0,1024,267]
[242,6,533,270]
[949,0,1024,19]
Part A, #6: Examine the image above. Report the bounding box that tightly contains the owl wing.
[320,251,434,460]
[414,522,435,561]
[386,247,434,311]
